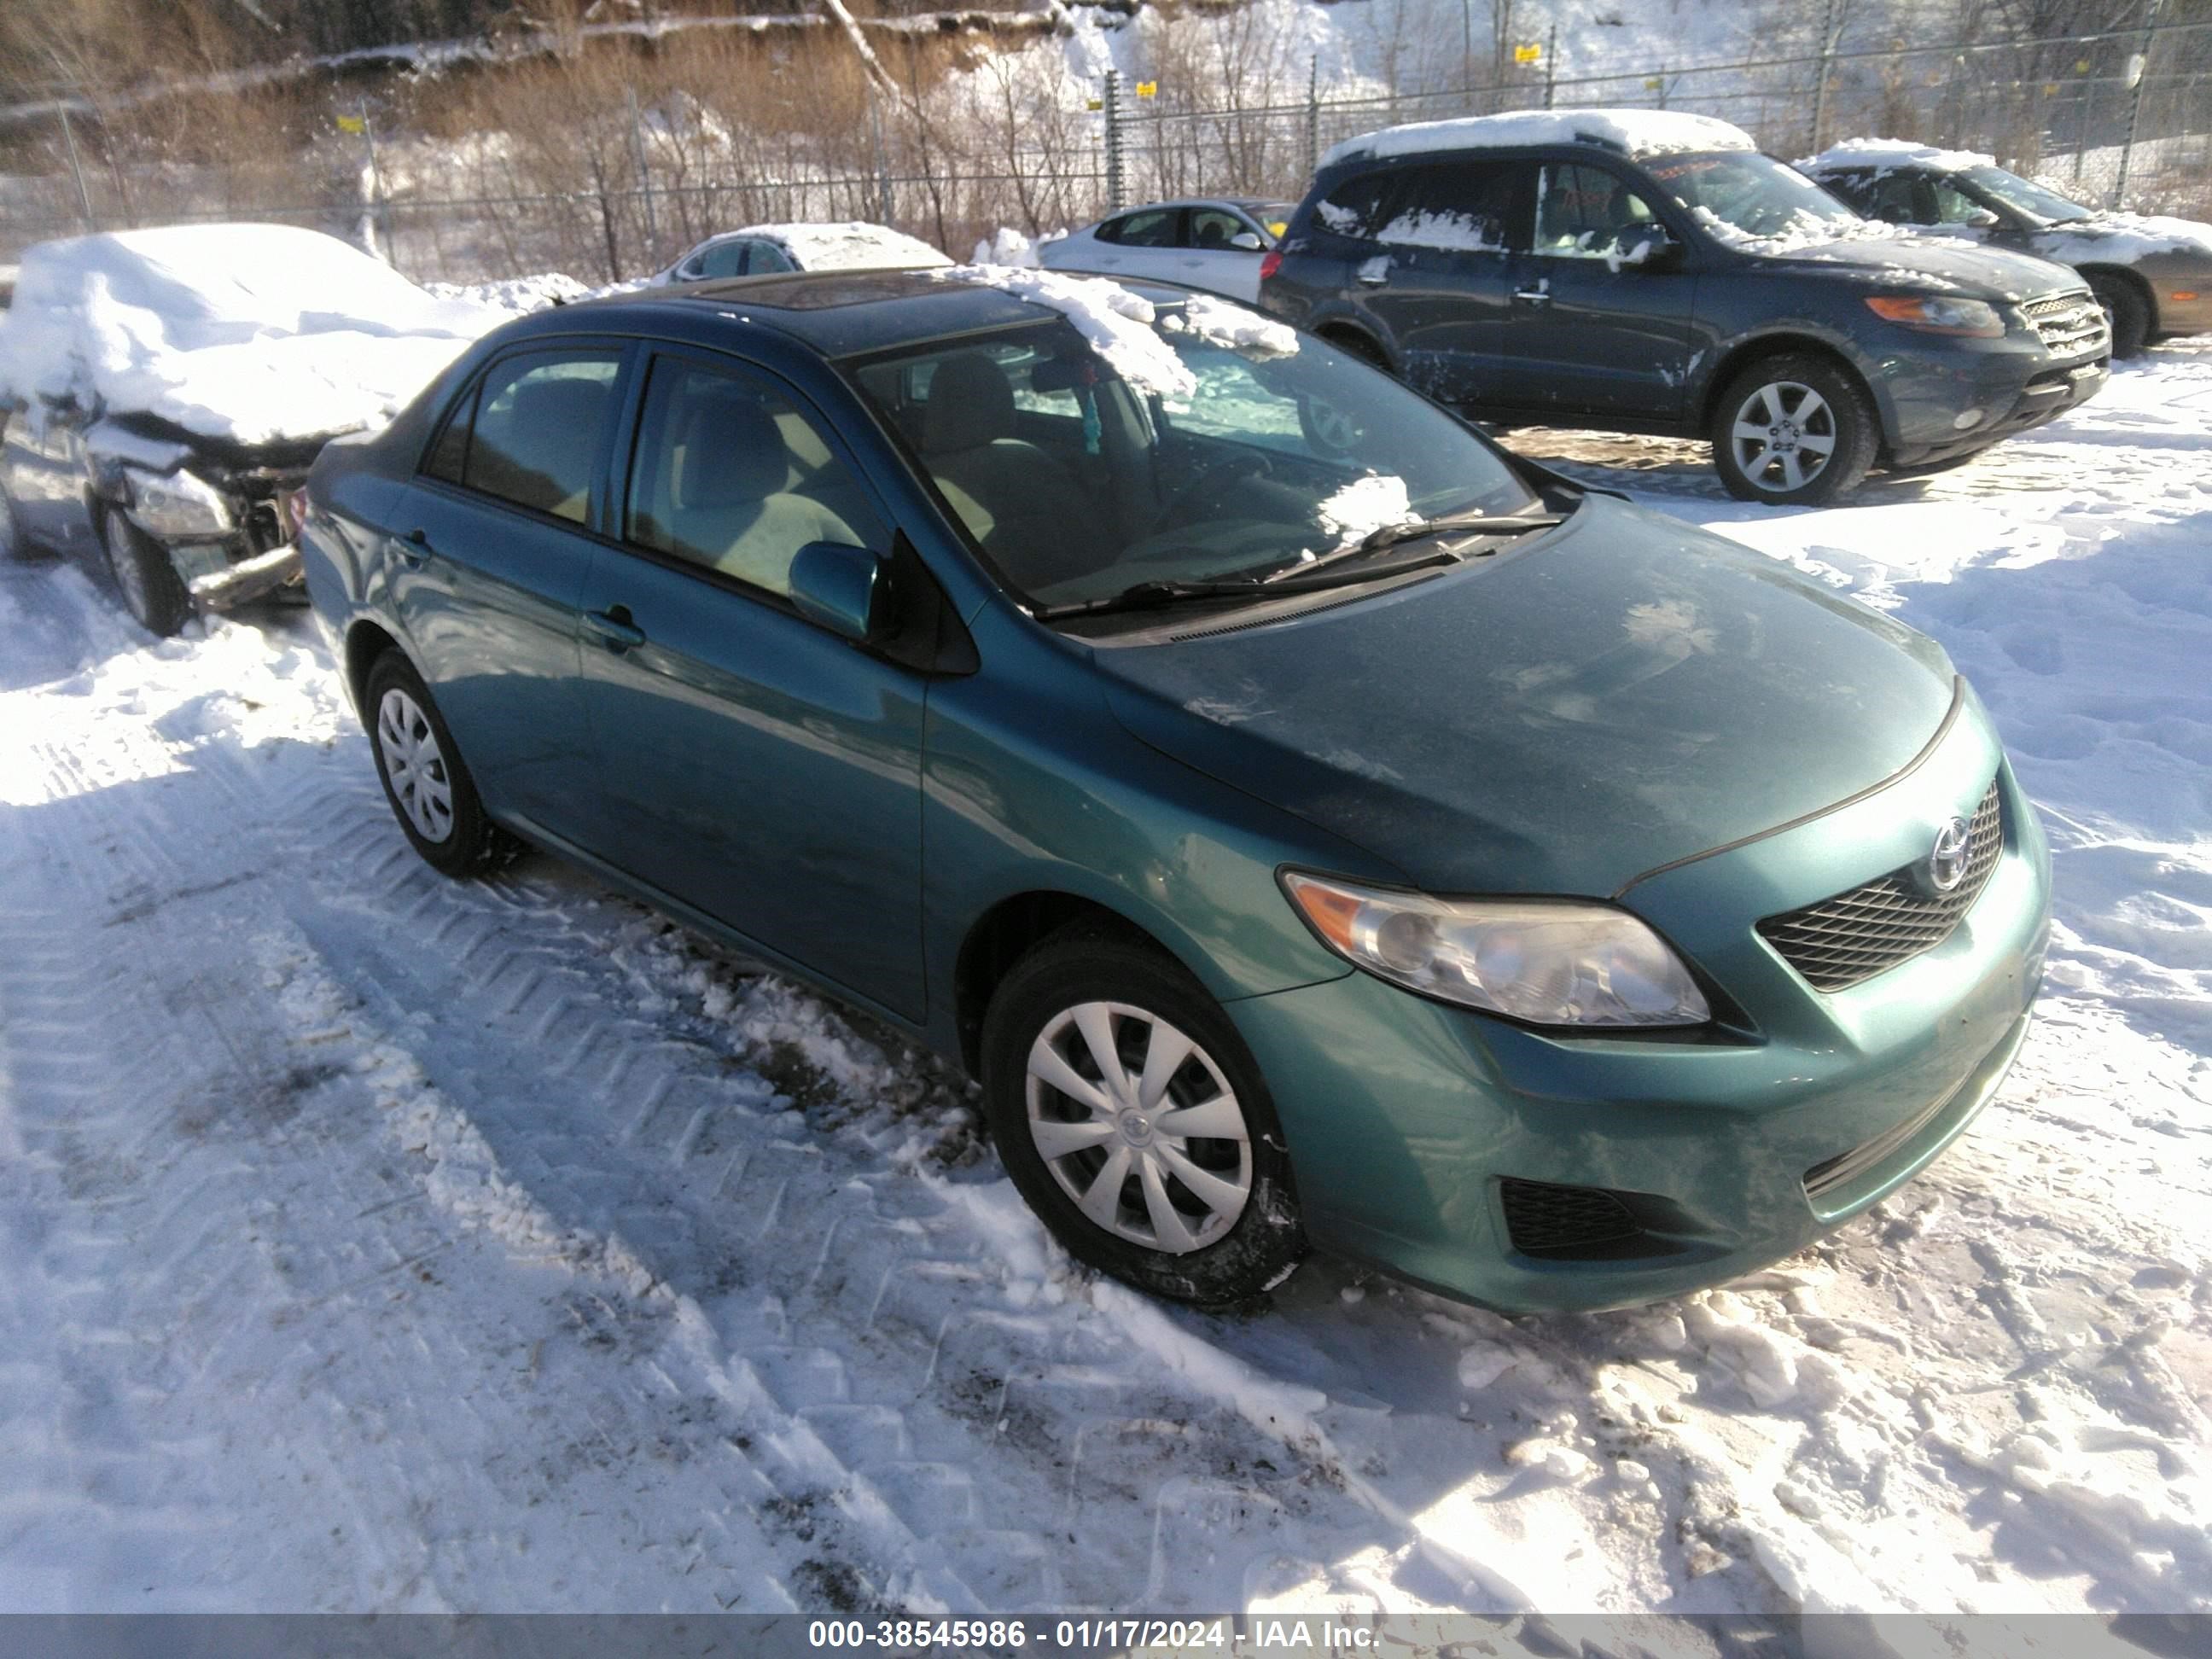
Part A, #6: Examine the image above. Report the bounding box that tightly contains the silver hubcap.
[376,688,456,844]
[104,515,154,625]
[1025,1001,1252,1254]
[1729,381,1837,494]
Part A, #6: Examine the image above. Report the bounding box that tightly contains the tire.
[98,506,193,636]
[1319,328,1388,371]
[363,649,509,877]
[1,481,28,561]
[979,926,1307,1307]
[2087,273,2149,360]
[1710,352,1877,506]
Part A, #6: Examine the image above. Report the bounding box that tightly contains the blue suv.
[1260,109,2110,504]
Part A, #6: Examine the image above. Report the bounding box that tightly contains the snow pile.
[1323,108,1755,170]
[426,271,591,313]
[1161,293,1299,358]
[969,226,1067,267]
[936,264,1197,399]
[1805,137,1998,176]
[1313,473,1416,542]
[754,220,952,271]
[0,225,502,447]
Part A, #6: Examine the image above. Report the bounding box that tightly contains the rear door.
[1493,158,1697,418]
[575,349,928,1019]
[1357,159,1522,407]
[390,343,627,847]
[1082,207,1185,282]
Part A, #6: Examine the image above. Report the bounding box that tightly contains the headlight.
[124,465,233,538]
[1282,871,1712,1028]
[1864,295,2005,337]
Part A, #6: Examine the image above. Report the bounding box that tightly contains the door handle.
[395,527,432,568]
[1357,268,1389,286]
[1511,288,1552,306]
[583,605,647,653]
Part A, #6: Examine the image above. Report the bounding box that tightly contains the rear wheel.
[2087,273,2149,360]
[99,507,193,636]
[364,650,509,877]
[980,928,1306,1307]
[1711,353,1876,505]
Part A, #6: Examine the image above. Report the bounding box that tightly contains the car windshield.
[1642,150,1863,242]
[843,311,1539,617]
[1958,164,2097,225]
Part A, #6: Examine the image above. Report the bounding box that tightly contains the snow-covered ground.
[2,343,2209,1620]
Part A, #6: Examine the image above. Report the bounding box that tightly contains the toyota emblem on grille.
[1924,815,1972,894]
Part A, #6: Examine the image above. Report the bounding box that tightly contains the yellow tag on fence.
[1136,80,1158,97]
[1514,43,1541,64]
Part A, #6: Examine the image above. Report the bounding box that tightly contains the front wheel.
[1710,354,1877,506]
[980,928,1306,1306]
[2087,274,2149,359]
[99,508,193,635]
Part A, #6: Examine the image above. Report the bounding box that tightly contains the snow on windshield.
[1323,108,1754,171]
[0,224,502,447]
[1314,474,1417,543]
[750,221,952,271]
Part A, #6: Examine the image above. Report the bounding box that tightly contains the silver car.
[1039,198,1296,301]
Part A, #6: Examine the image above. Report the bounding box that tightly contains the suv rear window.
[1310,173,1394,239]
[1374,160,1518,252]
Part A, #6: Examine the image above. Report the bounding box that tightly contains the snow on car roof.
[746,221,952,271]
[0,224,500,448]
[1805,137,1998,175]
[1321,108,1755,171]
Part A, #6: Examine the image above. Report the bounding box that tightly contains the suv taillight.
[1258,248,1284,283]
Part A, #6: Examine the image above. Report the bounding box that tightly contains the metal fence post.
[626,85,659,259]
[1306,55,1320,180]
[2114,0,2163,210]
[1812,0,1842,154]
[1542,23,1558,109]
[868,96,894,225]
[56,104,97,231]
[1103,68,1125,213]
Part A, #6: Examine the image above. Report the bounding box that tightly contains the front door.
[577,350,928,1020]
[1494,160,1697,419]
[392,344,627,848]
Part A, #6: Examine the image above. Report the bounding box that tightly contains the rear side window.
[1860,172,1927,224]
[1375,160,1519,252]
[1101,208,1179,247]
[1818,170,1878,214]
[1310,172,1395,239]
[748,241,796,274]
[452,352,623,523]
[692,241,749,278]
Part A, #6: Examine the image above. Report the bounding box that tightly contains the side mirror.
[1229,230,1265,252]
[1617,222,1683,271]
[789,541,895,644]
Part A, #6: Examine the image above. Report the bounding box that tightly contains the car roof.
[513,266,1195,359]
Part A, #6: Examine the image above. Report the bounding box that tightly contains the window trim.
[411,338,637,536]
[604,343,902,618]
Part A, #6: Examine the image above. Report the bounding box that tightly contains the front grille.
[1499,1178,1641,1255]
[2021,289,2109,358]
[1758,777,2004,992]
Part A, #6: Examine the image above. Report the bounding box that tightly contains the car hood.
[2026,213,2212,264]
[1095,497,1958,898]
[1754,231,2078,300]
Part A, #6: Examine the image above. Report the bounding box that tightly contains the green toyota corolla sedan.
[299,265,2051,1311]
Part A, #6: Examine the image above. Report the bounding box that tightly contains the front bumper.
[1231,707,2052,1313]
[1886,349,2107,468]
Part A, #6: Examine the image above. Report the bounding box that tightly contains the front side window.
[448,352,623,523]
[842,311,1537,614]
[1857,171,1924,224]
[692,240,750,279]
[1535,164,1661,258]
[747,241,796,274]
[1188,208,1249,250]
[625,358,881,598]
[1929,174,1990,225]
[1642,149,1861,242]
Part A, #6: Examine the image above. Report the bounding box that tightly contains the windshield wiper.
[1254,510,1563,584]
[1030,548,1460,621]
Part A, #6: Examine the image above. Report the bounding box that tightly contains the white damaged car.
[0,224,498,634]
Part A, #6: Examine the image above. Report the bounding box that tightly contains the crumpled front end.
[89,425,310,609]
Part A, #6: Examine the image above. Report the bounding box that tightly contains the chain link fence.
[3,19,2206,286]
